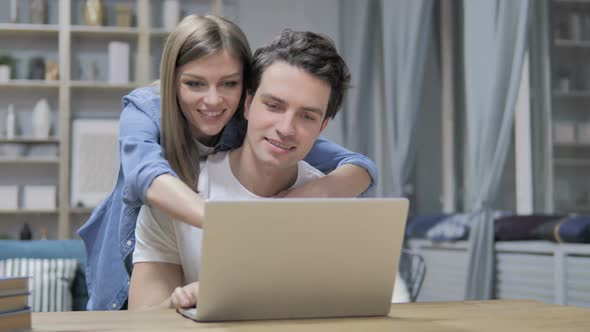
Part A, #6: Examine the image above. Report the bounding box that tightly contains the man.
[128,29,351,310]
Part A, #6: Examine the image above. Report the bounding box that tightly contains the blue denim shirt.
[77,86,378,310]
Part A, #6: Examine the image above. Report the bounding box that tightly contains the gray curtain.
[462,0,530,300]
[339,0,433,197]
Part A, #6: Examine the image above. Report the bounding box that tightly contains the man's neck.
[228,146,298,197]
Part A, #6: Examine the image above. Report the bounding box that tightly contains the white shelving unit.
[547,0,590,214]
[0,0,223,239]
[408,239,590,307]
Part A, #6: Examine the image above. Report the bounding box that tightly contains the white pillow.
[0,258,78,312]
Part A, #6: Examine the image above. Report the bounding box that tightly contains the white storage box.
[23,185,56,210]
[554,122,576,144]
[0,185,18,210]
[577,122,590,145]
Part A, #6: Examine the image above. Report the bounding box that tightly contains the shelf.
[554,158,590,167]
[554,0,590,4]
[70,80,140,90]
[0,137,59,144]
[70,25,140,37]
[150,29,171,38]
[554,143,590,149]
[0,80,60,89]
[69,207,95,214]
[0,158,59,164]
[554,39,590,48]
[0,209,58,214]
[0,23,59,35]
[555,204,590,213]
[553,91,590,98]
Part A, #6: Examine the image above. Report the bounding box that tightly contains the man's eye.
[224,81,239,88]
[303,114,316,121]
[266,103,280,110]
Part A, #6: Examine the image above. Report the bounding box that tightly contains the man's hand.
[169,282,199,308]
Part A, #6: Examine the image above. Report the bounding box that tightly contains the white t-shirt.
[133,151,324,284]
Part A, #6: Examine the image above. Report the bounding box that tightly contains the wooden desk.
[32,300,590,331]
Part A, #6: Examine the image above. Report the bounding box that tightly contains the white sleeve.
[133,205,181,265]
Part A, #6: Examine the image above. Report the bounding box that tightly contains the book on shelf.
[0,277,32,331]
[0,293,29,312]
[0,276,29,297]
[0,308,31,331]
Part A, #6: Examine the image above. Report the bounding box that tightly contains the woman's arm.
[119,87,204,228]
[294,136,378,197]
[146,175,204,228]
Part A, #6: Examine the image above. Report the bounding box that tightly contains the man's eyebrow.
[260,93,324,116]
[181,72,241,80]
[260,93,287,104]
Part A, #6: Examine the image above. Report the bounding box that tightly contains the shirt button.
[112,303,117,309]
[127,240,132,246]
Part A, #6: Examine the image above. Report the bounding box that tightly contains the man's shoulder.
[296,160,324,184]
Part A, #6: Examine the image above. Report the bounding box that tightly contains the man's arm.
[128,262,183,311]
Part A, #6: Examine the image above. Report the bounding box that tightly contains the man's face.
[243,61,331,169]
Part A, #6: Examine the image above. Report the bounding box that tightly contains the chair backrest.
[0,240,88,311]
[401,249,426,302]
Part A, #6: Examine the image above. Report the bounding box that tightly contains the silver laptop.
[178,198,409,322]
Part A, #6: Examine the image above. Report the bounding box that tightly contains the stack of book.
[0,276,31,331]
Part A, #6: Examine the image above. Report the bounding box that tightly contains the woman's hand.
[169,282,200,309]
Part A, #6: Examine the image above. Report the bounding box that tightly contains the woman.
[78,15,377,311]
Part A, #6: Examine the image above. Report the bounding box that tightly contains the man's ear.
[243,92,253,120]
[320,118,330,133]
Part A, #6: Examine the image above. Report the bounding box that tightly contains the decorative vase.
[0,65,10,82]
[163,0,180,31]
[32,98,51,139]
[28,57,45,80]
[45,60,58,81]
[30,0,47,24]
[84,0,104,26]
[5,104,16,139]
[10,0,18,23]
[115,4,132,27]
[3,104,24,157]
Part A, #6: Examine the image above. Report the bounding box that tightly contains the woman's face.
[176,50,243,143]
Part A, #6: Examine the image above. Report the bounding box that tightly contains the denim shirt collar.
[215,113,247,152]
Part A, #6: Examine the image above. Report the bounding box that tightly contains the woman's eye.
[266,103,280,111]
[185,81,204,88]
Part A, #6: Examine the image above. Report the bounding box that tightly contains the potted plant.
[0,54,16,82]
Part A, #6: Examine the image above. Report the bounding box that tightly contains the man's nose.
[276,113,296,137]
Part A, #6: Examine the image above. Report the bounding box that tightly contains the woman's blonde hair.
[159,15,251,191]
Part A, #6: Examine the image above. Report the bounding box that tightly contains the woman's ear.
[243,92,253,120]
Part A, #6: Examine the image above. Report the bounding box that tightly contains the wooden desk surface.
[32,300,590,332]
